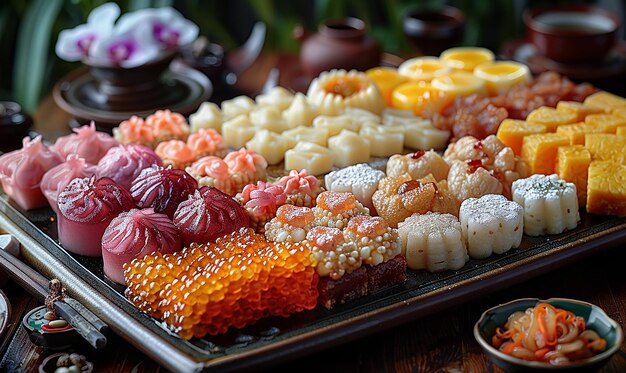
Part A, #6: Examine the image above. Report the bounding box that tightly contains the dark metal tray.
[1,191,625,372]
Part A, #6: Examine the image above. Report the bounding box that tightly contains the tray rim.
[1,195,625,372]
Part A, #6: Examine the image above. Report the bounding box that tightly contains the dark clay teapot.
[294,17,381,78]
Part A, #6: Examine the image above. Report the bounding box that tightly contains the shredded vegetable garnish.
[492,303,607,365]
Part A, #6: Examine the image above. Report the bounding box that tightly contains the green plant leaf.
[129,0,153,11]
[13,0,63,112]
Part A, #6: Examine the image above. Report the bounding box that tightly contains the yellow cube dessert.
[556,145,591,206]
[526,106,577,132]
[611,107,626,120]
[584,133,626,164]
[617,127,626,136]
[584,91,626,111]
[496,119,547,155]
[521,133,569,175]
[587,160,626,216]
[585,114,626,133]
[556,122,607,145]
[556,101,604,122]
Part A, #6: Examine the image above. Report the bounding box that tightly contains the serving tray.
[1,191,625,372]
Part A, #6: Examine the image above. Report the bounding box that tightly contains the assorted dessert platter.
[1,46,625,369]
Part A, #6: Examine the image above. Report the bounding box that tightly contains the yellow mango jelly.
[397,57,451,82]
[391,81,439,111]
[473,61,530,96]
[431,72,486,97]
[440,47,495,72]
[366,67,409,107]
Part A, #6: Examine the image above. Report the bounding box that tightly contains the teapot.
[294,17,381,78]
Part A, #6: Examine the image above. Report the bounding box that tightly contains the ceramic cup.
[402,6,465,56]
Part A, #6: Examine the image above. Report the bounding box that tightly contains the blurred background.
[1,0,624,113]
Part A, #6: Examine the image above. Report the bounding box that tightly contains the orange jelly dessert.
[124,228,318,339]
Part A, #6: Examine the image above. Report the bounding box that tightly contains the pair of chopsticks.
[0,234,108,349]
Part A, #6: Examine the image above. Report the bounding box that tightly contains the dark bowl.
[0,101,33,152]
[403,6,465,56]
[474,298,624,373]
[524,5,621,64]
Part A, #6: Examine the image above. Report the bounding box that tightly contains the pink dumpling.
[102,208,181,285]
[57,177,134,257]
[51,122,118,164]
[174,186,249,245]
[96,144,162,191]
[40,154,97,214]
[130,165,198,219]
[0,136,63,210]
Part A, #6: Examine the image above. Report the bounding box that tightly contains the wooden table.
[1,54,625,372]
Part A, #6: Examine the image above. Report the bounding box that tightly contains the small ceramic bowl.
[474,298,624,372]
[402,6,465,56]
[524,5,621,64]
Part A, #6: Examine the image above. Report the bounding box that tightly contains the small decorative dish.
[474,298,624,372]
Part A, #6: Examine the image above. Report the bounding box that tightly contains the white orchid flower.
[89,26,161,68]
[55,2,120,61]
[115,7,199,49]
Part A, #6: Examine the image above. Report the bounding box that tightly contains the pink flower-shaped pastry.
[57,177,134,256]
[155,139,196,169]
[51,122,118,165]
[186,128,226,158]
[0,136,63,210]
[174,186,249,245]
[223,148,268,194]
[146,109,190,143]
[275,169,323,208]
[96,144,162,191]
[130,165,198,219]
[113,116,155,148]
[40,154,97,213]
[185,156,235,195]
[239,181,287,232]
[102,208,181,284]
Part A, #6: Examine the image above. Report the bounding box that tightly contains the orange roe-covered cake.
[124,228,318,339]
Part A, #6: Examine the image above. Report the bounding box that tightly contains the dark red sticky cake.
[130,165,198,219]
[174,186,249,245]
[57,177,134,256]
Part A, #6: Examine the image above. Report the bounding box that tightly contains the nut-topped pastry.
[372,173,460,228]
[313,191,369,229]
[130,165,198,219]
[265,204,315,242]
[57,177,134,256]
[41,154,97,213]
[343,215,400,266]
[0,136,63,210]
[386,150,450,181]
[96,144,162,191]
[102,208,181,284]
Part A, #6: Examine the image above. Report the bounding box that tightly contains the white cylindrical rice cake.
[398,212,468,272]
[459,194,523,259]
[512,174,579,236]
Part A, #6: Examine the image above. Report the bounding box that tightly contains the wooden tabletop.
[1,53,625,372]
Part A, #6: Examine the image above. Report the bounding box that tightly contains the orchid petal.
[90,33,161,68]
[55,24,98,61]
[87,2,120,31]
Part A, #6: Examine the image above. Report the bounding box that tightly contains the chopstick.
[0,237,107,349]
